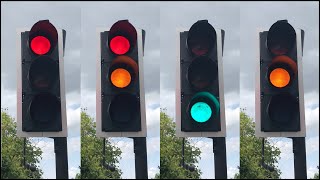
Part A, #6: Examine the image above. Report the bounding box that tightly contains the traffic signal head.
[17,20,67,137]
[187,21,216,56]
[29,20,58,55]
[96,20,146,137]
[108,20,137,55]
[176,20,226,137]
[255,20,305,137]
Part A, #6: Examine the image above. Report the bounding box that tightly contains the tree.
[239,108,281,179]
[157,108,202,179]
[1,109,43,179]
[78,109,122,179]
[311,169,319,179]
[234,170,240,179]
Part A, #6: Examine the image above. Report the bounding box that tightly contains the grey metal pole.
[133,137,148,179]
[212,137,227,179]
[54,137,69,179]
[292,137,307,179]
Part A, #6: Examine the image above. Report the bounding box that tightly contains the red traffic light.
[108,20,137,55]
[30,36,51,55]
[29,20,58,55]
[110,36,130,55]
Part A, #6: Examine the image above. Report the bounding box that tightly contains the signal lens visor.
[269,68,290,88]
[31,36,51,55]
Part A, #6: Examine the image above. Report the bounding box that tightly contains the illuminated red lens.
[31,36,51,55]
[110,36,130,55]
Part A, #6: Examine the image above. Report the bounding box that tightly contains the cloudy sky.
[1,1,319,179]
[240,2,319,179]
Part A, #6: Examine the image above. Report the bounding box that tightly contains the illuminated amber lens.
[270,68,290,88]
[111,68,131,88]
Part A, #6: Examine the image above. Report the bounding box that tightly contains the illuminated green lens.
[190,102,212,123]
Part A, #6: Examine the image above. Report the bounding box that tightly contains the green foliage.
[1,110,43,179]
[157,108,202,179]
[312,171,319,179]
[79,110,122,179]
[234,172,240,179]
[239,108,281,179]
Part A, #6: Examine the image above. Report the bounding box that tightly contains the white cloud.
[225,49,240,57]
[146,106,160,136]
[305,107,319,136]
[146,91,160,117]
[272,139,293,161]
[147,137,160,154]
[226,137,240,154]
[146,91,160,108]
[148,166,159,178]
[145,49,160,60]
[65,49,81,62]
[306,136,319,154]
[32,139,55,161]
[160,89,175,118]
[193,138,213,159]
[111,138,134,160]
[66,91,81,108]
[304,91,319,107]
[68,136,80,153]
[227,166,239,179]
[69,166,80,179]
[225,91,239,108]
[240,88,255,118]
[306,49,319,58]
[226,107,240,133]
[1,88,17,119]
[81,90,96,118]
[67,107,80,130]
[307,166,319,179]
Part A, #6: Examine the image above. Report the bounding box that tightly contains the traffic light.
[96,20,147,137]
[17,20,67,137]
[176,20,226,137]
[255,20,306,137]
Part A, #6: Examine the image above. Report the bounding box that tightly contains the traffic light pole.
[211,137,227,179]
[54,137,69,179]
[133,137,148,179]
[292,137,307,179]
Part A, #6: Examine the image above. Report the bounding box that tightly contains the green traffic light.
[191,102,212,123]
[189,92,220,123]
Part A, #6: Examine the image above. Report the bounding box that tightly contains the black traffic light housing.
[17,20,67,136]
[176,20,226,136]
[97,20,146,136]
[257,20,305,135]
